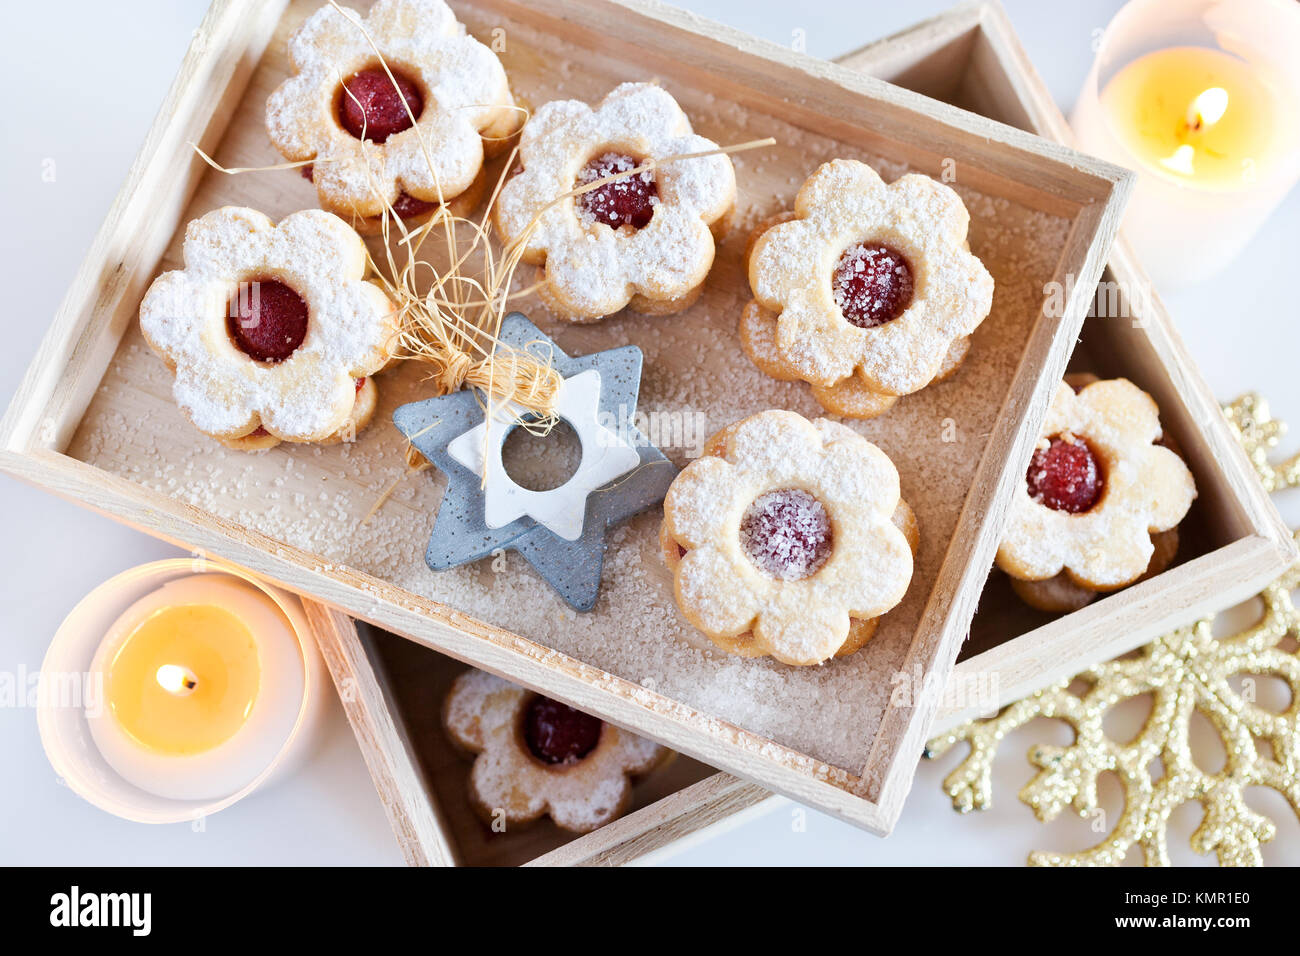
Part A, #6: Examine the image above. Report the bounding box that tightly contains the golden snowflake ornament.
[1223,394,1300,493]
[927,395,1300,866]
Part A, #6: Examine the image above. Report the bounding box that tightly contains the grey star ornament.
[392,313,677,611]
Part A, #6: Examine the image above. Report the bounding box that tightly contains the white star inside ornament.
[446,369,642,541]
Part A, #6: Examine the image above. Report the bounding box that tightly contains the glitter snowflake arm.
[1223,394,1300,493]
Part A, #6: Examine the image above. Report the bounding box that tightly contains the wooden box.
[307,606,768,865]
[0,0,1132,835]
[835,0,1296,733]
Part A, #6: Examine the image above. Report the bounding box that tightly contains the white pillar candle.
[1070,0,1300,287]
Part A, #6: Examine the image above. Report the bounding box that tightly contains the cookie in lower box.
[996,374,1197,612]
[443,670,672,834]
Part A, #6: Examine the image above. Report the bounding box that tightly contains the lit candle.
[39,561,324,821]
[1071,0,1300,287]
[87,575,303,801]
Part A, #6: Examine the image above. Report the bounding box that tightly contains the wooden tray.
[835,0,1296,732]
[0,0,1131,834]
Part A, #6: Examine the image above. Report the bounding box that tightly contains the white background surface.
[2,0,1297,866]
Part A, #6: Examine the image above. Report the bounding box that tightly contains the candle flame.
[1188,86,1229,130]
[156,664,198,696]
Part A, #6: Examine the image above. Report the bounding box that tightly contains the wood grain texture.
[530,773,769,866]
[1,0,1132,836]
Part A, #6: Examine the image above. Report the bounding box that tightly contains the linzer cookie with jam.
[660,410,916,667]
[494,82,737,322]
[997,376,1196,612]
[138,207,398,451]
[741,159,993,418]
[265,0,520,233]
[443,670,670,834]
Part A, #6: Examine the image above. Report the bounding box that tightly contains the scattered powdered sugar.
[70,5,1074,772]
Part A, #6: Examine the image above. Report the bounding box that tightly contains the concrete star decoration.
[393,313,676,610]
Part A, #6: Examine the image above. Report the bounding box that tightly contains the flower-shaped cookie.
[745,160,993,415]
[443,670,669,834]
[266,0,518,224]
[140,207,398,445]
[997,378,1196,593]
[661,410,914,666]
[661,418,919,660]
[494,82,736,322]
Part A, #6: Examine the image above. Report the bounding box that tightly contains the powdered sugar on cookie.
[139,207,397,443]
[997,378,1196,590]
[662,410,914,666]
[266,0,518,220]
[443,670,667,833]
[494,82,736,321]
[749,159,993,396]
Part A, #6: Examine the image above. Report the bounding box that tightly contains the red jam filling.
[338,68,423,143]
[228,279,308,363]
[739,489,833,580]
[832,242,914,329]
[1027,436,1103,513]
[390,192,436,218]
[576,152,658,229]
[523,695,602,766]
